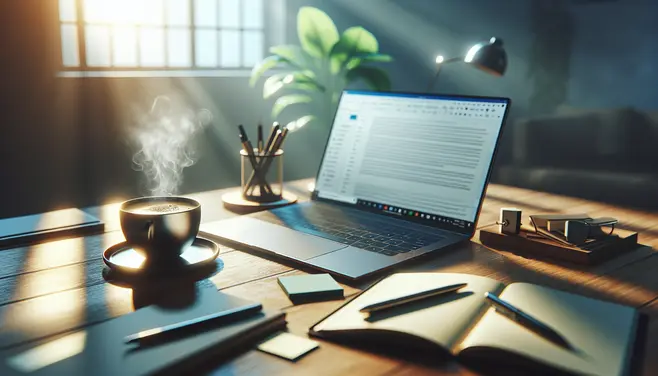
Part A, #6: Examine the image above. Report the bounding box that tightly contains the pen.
[247,128,282,188]
[264,127,287,158]
[359,283,468,314]
[277,127,290,149]
[484,292,572,349]
[124,302,262,345]
[245,128,282,193]
[245,122,280,195]
[268,129,284,154]
[263,122,280,155]
[239,125,271,195]
[238,124,259,172]
[257,123,264,154]
[246,127,288,192]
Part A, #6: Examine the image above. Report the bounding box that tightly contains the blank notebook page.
[313,273,504,350]
[459,283,638,376]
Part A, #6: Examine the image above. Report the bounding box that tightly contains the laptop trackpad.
[306,246,397,280]
[200,216,346,260]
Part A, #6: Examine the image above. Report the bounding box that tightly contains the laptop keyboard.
[254,204,446,256]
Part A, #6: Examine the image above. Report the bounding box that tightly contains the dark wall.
[1,1,275,217]
[568,0,658,109]
[1,0,656,218]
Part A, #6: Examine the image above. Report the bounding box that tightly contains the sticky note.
[257,332,319,361]
[277,274,344,304]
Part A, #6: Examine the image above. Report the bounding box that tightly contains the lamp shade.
[464,37,507,76]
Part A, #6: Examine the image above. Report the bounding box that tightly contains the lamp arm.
[426,56,464,92]
[442,57,465,64]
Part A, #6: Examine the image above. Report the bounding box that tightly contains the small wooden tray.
[479,227,639,265]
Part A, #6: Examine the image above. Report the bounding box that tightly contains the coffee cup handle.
[145,220,155,241]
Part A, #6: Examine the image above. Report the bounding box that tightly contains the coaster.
[221,190,298,214]
[257,332,319,361]
[278,274,344,304]
[103,237,219,276]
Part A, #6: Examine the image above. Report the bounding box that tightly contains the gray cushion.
[513,108,657,170]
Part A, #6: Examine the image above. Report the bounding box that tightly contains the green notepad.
[278,274,344,304]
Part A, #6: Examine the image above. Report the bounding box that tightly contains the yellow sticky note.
[257,332,319,361]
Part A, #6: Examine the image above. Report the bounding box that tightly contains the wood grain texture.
[0,250,290,349]
[0,244,288,307]
[480,227,640,265]
[0,231,125,279]
[0,180,657,376]
[0,279,217,349]
[385,364,482,376]
[576,253,658,307]
[475,185,658,311]
[484,184,658,247]
[221,270,361,312]
[205,337,404,376]
[640,300,658,376]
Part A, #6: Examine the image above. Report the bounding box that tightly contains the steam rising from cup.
[131,96,212,196]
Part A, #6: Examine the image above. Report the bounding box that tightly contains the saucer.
[103,237,219,275]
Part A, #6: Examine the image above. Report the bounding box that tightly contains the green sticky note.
[277,274,344,304]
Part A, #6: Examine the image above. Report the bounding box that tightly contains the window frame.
[56,0,285,73]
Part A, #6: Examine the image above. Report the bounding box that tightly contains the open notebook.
[310,273,641,376]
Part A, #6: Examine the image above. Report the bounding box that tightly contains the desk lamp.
[427,37,507,91]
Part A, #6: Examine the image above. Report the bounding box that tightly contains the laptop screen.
[314,90,510,232]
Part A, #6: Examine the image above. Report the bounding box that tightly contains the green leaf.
[286,115,316,132]
[271,94,313,119]
[290,72,326,92]
[269,45,309,69]
[329,27,379,73]
[263,73,289,99]
[346,66,391,91]
[250,56,282,87]
[297,7,339,58]
[345,53,393,71]
[263,72,326,99]
[355,53,393,62]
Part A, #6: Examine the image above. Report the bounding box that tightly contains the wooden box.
[479,227,639,265]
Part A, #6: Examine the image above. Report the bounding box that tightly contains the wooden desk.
[0,179,657,375]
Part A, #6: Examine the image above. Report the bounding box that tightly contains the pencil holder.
[240,148,284,203]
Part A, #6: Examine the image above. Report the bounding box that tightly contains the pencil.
[257,123,264,153]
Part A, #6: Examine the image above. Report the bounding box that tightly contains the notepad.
[0,208,103,249]
[258,332,319,361]
[1,287,286,376]
[278,274,344,304]
[311,273,641,376]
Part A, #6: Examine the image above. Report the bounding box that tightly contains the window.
[58,0,283,71]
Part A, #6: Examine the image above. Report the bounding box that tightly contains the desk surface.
[1,179,657,375]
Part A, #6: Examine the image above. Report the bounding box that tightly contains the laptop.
[202,90,511,280]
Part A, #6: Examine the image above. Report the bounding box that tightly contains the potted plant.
[250,7,393,131]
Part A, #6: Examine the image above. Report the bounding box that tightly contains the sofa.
[494,106,658,209]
